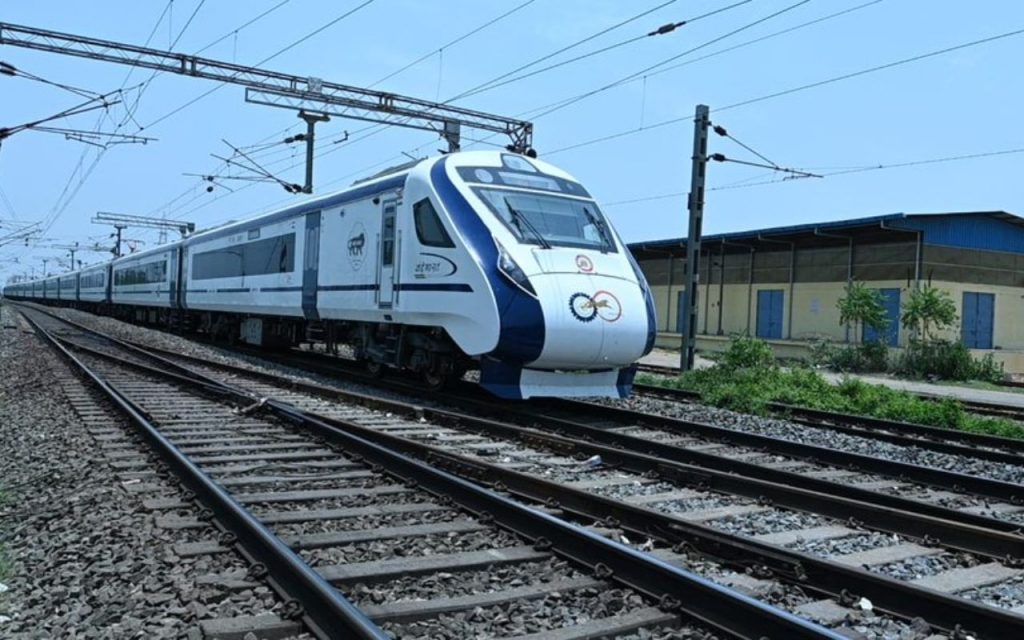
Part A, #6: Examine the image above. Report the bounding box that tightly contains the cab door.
[377,200,397,308]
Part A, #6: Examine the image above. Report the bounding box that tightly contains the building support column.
[814,228,854,343]
[721,239,756,336]
[746,248,755,334]
[717,240,726,335]
[702,249,711,335]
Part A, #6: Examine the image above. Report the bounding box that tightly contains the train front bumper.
[479,358,638,400]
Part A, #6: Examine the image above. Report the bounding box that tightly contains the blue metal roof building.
[628,211,1024,370]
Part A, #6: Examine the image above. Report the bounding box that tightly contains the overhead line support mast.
[0,22,535,177]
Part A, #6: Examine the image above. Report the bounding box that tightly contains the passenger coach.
[3,150,656,399]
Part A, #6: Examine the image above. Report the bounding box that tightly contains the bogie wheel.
[365,360,384,377]
[421,367,448,391]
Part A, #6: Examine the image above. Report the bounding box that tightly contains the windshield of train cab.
[472,187,616,252]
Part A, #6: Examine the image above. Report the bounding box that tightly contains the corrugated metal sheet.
[892,213,1024,253]
[630,211,1024,255]
[631,213,906,249]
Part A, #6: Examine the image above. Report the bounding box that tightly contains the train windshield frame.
[472,187,617,253]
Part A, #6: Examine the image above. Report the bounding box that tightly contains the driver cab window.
[413,198,454,248]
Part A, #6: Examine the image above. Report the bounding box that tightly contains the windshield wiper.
[504,197,551,249]
[583,206,613,252]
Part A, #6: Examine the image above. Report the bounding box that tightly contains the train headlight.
[494,238,537,297]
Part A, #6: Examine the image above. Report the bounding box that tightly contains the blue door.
[302,211,321,320]
[962,292,994,349]
[756,289,784,339]
[863,288,900,346]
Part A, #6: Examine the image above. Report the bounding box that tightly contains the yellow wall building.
[629,212,1024,373]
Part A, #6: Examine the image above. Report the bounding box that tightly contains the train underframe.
[33,299,475,390]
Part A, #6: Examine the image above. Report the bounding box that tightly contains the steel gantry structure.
[0,21,535,163]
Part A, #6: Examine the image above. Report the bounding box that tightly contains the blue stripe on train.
[430,158,545,364]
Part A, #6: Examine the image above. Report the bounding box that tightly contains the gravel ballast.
[0,304,303,637]
[622,394,1024,485]
[22,304,1011,637]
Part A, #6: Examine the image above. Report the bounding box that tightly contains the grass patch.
[641,336,1024,440]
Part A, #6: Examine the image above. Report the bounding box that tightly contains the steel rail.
[20,304,1023,535]
[80,324,1024,538]
[62,318,1024,538]
[17,308,389,640]
[637,365,1024,424]
[295,407,1024,640]
[31,328,1008,638]
[22,306,1024,637]
[637,381,1024,461]
[51,332,1024,560]
[539,396,1024,506]
[18,307,836,640]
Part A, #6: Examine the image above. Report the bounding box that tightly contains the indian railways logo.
[569,290,622,323]
[347,222,366,271]
[575,254,594,273]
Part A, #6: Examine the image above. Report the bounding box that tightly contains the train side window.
[279,240,289,272]
[413,199,454,248]
[382,214,395,266]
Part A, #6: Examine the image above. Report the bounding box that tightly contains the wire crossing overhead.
[0,21,535,154]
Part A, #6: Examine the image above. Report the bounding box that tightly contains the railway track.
[16,304,838,640]
[18,304,1024,638]
[636,363,1024,424]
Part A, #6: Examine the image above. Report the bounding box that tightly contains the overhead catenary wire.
[156,0,833,228]
[708,146,1024,191]
[445,0,825,155]
[150,0,549,219]
[448,0,680,101]
[451,0,754,101]
[141,0,379,131]
[26,0,183,252]
[165,0,729,209]
[136,0,392,229]
[643,0,885,82]
[271,0,692,170]
[0,61,103,100]
[715,26,1024,112]
[369,0,539,89]
[527,0,814,121]
[545,24,1024,157]
[121,0,209,127]
[600,146,1024,206]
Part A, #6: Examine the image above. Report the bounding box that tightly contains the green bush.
[642,335,1023,439]
[893,340,1004,383]
[719,333,776,371]
[824,341,889,373]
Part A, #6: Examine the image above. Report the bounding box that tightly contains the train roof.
[185,164,417,245]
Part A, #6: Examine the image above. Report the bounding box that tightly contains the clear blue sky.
[2,0,1022,280]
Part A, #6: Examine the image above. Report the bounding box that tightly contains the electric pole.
[113,223,126,257]
[298,111,329,194]
[680,104,710,372]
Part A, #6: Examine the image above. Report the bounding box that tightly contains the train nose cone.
[530,273,649,369]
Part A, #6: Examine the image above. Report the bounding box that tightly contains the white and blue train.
[3,151,656,399]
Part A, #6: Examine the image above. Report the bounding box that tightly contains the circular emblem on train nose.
[569,292,598,323]
[575,254,594,273]
[591,290,622,322]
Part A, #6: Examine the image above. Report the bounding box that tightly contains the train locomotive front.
[425,151,656,399]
